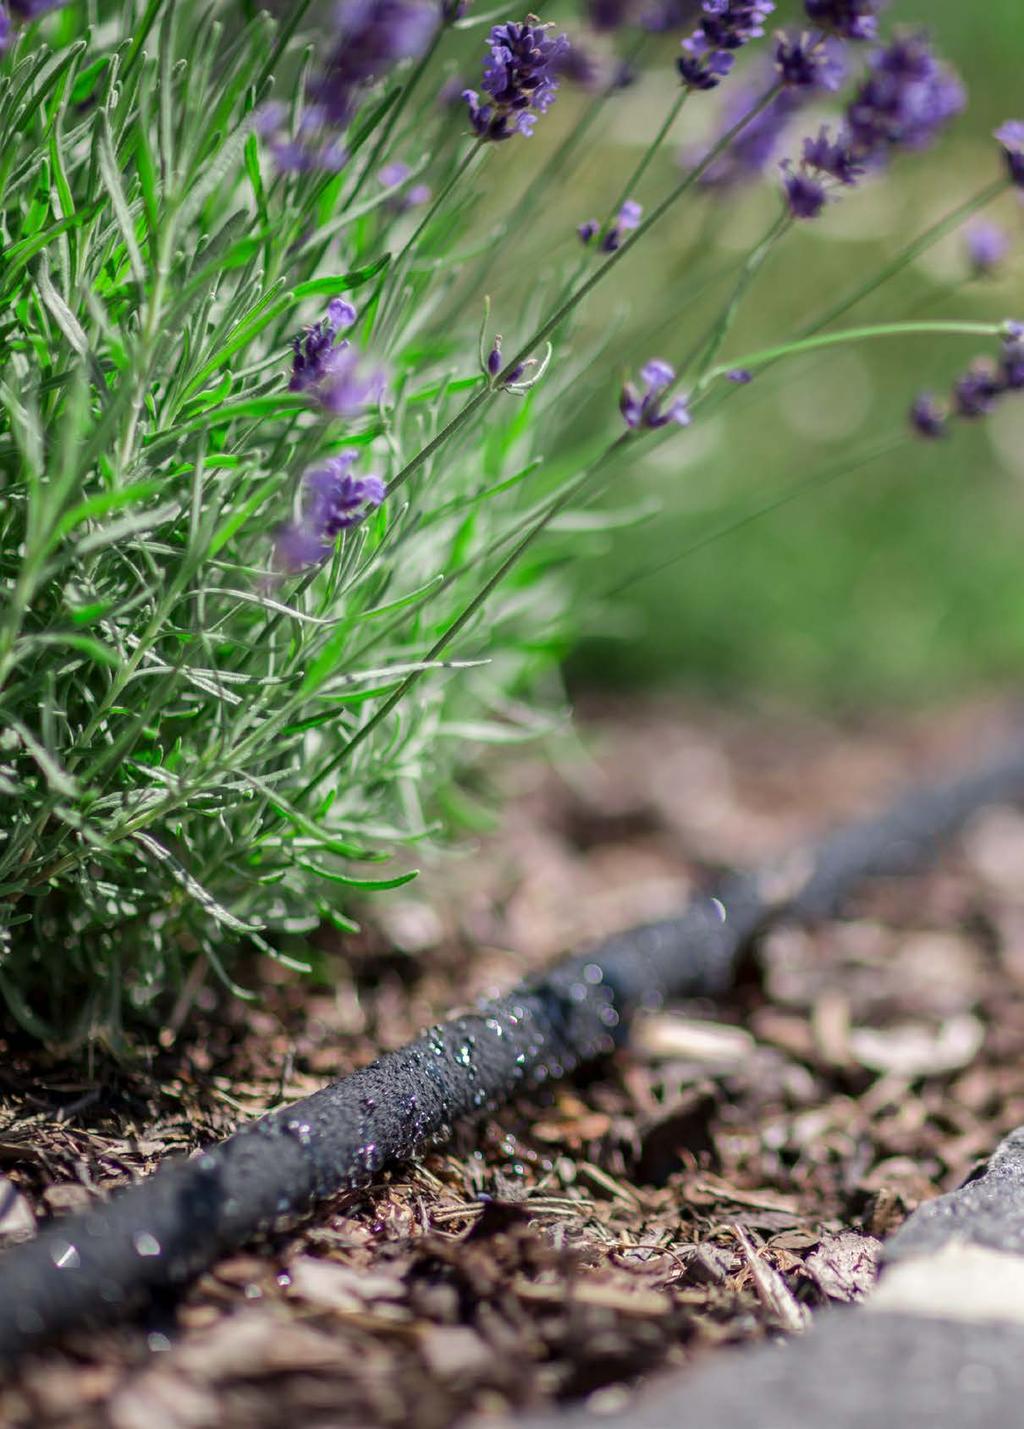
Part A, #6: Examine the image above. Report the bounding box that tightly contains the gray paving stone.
[495,1127,1024,1429]
[884,1127,1024,1261]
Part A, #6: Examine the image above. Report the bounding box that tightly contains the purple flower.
[781,164,827,219]
[774,32,845,92]
[995,121,1024,188]
[954,361,1002,419]
[309,0,437,129]
[2,0,69,47]
[289,300,386,417]
[908,393,947,439]
[255,103,349,174]
[556,42,603,91]
[464,20,570,141]
[10,0,68,15]
[378,161,431,210]
[779,126,861,219]
[803,0,883,41]
[289,299,358,394]
[678,1,775,92]
[910,324,1024,437]
[275,452,386,572]
[620,360,691,430]
[577,218,600,245]
[727,368,753,384]
[378,160,411,187]
[482,334,550,392]
[801,126,863,185]
[845,33,965,161]
[315,345,388,417]
[580,199,642,253]
[965,221,1009,278]
[698,77,805,188]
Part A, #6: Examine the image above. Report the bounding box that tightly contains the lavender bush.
[0,0,1020,1042]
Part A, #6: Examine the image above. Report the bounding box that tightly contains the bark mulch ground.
[3,696,1024,1429]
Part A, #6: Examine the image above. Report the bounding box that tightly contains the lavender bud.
[996,121,1024,188]
[953,362,1003,419]
[622,361,690,430]
[464,20,570,142]
[908,393,947,439]
[678,3,775,93]
[577,219,600,246]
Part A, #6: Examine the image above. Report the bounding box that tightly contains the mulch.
[3,696,1024,1429]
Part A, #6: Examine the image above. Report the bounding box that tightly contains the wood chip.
[732,1226,809,1335]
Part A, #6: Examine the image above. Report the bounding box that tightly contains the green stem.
[700,319,1006,389]
[303,435,630,794]
[608,433,907,598]
[689,207,791,383]
[604,89,688,242]
[253,0,318,95]
[378,138,485,333]
[556,87,690,314]
[386,83,784,502]
[799,178,1008,337]
[461,34,649,301]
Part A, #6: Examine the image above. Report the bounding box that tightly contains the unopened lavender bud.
[909,393,947,439]
[486,337,503,377]
[995,121,1024,188]
[577,219,599,245]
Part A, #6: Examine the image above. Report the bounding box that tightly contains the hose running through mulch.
[3,738,1024,1363]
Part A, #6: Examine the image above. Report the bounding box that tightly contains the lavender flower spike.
[309,0,437,129]
[803,0,883,41]
[774,32,844,92]
[275,453,386,572]
[678,2,775,93]
[289,300,358,394]
[464,20,570,142]
[289,300,385,417]
[621,360,691,430]
[846,34,965,161]
[996,121,1024,188]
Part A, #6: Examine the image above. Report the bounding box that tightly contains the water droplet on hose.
[51,1241,81,1270]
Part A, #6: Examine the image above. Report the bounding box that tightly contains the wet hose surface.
[3,739,1024,1362]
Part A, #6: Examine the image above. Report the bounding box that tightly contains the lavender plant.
[0,0,1019,1043]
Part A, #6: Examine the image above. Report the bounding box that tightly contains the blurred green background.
[536,0,1024,705]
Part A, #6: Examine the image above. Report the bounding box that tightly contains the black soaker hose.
[3,739,1024,1363]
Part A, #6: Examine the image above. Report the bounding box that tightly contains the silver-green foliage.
[0,0,598,1039]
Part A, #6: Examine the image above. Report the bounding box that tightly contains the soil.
[3,695,1024,1429]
